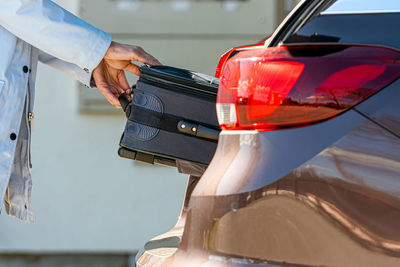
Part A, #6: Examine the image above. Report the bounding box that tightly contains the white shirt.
[0,0,112,223]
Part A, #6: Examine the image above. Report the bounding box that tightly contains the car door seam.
[353,107,400,139]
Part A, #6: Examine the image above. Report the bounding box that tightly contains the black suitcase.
[118,65,220,174]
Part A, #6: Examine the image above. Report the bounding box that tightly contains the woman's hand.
[93,41,161,108]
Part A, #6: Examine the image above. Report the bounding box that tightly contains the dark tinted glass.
[283,1,400,49]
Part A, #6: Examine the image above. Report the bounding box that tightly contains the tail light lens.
[215,44,265,78]
[217,44,400,131]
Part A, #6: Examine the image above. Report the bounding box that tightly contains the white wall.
[0,0,187,253]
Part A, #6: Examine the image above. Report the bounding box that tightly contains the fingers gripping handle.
[119,85,135,117]
[118,93,130,111]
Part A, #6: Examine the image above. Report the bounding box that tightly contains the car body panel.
[194,109,365,196]
[355,79,400,136]
[137,81,400,266]
[138,114,400,266]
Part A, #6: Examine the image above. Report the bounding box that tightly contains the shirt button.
[28,112,34,122]
[83,68,89,73]
[23,66,29,73]
[10,133,17,141]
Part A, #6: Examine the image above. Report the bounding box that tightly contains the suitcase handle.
[118,92,132,117]
[177,120,219,141]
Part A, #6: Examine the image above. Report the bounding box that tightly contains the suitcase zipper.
[140,74,217,101]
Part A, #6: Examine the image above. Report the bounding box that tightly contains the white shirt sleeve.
[0,0,112,76]
[38,50,95,87]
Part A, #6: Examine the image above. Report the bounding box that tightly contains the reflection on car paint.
[138,118,400,266]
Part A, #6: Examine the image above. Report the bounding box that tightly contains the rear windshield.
[282,0,400,49]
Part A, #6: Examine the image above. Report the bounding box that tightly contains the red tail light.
[215,44,265,78]
[216,44,400,131]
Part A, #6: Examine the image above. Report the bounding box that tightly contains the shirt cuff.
[81,30,112,76]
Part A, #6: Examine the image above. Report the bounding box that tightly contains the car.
[135,0,400,266]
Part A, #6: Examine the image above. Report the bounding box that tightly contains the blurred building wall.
[77,0,279,112]
[0,0,295,264]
